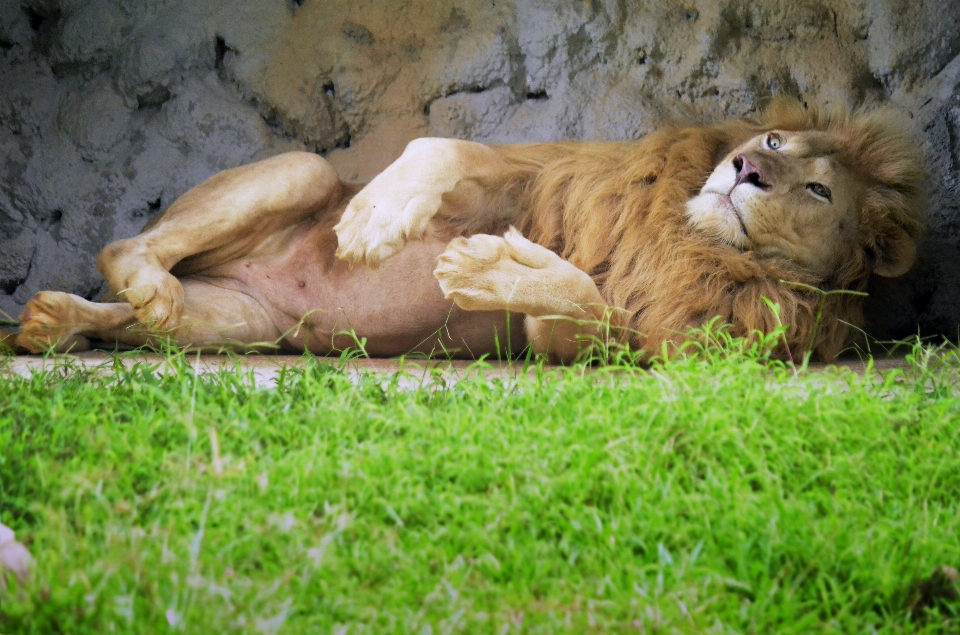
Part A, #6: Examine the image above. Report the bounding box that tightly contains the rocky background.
[1,0,959,341]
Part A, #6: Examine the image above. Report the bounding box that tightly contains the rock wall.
[1,0,959,341]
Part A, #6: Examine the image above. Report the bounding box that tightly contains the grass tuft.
[1,341,959,633]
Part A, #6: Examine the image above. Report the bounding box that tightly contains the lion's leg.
[97,152,341,332]
[433,229,617,364]
[334,138,532,267]
[16,280,281,354]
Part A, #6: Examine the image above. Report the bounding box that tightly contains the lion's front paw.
[434,229,581,315]
[334,138,463,267]
[334,187,443,268]
[120,269,184,331]
[16,291,90,353]
[434,234,518,312]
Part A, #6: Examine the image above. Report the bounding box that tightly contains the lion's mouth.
[719,194,750,241]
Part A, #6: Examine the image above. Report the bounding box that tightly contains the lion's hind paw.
[16,291,91,354]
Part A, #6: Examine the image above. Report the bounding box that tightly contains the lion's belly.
[201,220,527,357]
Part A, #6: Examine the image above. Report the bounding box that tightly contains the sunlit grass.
[1,338,959,633]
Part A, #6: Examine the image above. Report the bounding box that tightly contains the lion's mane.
[498,98,926,360]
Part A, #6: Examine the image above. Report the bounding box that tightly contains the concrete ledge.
[0,352,538,388]
[0,351,915,389]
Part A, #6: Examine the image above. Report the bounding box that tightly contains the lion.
[5,98,925,363]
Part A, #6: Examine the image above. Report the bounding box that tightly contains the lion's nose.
[733,155,769,189]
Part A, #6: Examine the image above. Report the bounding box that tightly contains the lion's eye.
[765,133,782,150]
[807,183,832,201]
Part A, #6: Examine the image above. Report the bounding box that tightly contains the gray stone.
[1,0,960,344]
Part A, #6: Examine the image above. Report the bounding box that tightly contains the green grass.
[1,342,959,633]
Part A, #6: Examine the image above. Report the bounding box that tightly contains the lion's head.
[685,100,926,284]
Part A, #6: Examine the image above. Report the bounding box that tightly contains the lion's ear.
[871,226,916,278]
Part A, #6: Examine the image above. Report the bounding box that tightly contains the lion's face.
[685,130,864,277]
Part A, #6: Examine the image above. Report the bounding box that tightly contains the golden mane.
[495,98,927,361]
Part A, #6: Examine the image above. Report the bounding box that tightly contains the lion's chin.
[684,192,751,250]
